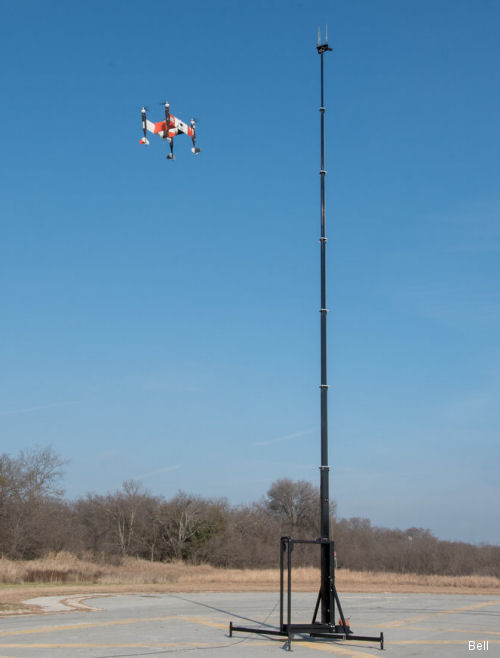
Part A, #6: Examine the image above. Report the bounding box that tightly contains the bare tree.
[17,446,66,500]
[0,446,67,558]
[265,478,322,535]
[102,480,154,557]
[158,492,226,562]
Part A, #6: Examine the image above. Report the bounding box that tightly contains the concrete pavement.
[0,591,497,656]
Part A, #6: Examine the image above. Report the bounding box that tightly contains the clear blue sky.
[1,0,499,545]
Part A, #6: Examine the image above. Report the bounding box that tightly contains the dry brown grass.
[1,552,499,609]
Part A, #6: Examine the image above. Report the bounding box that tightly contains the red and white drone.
[139,102,200,160]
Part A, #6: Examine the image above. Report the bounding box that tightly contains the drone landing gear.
[167,137,175,160]
[190,119,200,155]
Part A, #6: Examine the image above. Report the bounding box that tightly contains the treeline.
[1,447,499,576]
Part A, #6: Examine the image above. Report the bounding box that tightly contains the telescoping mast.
[229,28,384,651]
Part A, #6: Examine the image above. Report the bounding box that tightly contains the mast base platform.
[229,537,384,651]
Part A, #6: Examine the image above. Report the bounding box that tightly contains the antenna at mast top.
[316,24,333,54]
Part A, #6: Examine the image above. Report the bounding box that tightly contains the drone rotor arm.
[139,107,150,145]
[166,136,175,160]
[190,119,200,154]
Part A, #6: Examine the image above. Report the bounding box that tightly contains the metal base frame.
[229,537,384,651]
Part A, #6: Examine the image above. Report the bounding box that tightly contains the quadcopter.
[139,102,200,160]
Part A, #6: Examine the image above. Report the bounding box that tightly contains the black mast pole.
[317,31,333,627]
[229,31,384,649]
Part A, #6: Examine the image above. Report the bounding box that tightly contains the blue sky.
[1,0,499,544]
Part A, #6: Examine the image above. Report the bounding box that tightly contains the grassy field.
[1,552,499,612]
